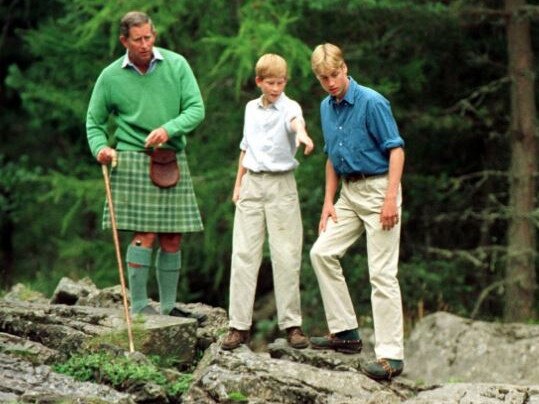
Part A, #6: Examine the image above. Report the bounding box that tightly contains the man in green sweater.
[86,11,205,317]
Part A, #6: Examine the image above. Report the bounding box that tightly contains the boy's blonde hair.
[255,54,288,79]
[311,43,345,76]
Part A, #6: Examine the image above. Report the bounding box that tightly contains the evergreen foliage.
[1,0,538,334]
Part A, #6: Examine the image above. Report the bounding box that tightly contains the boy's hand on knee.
[319,203,337,233]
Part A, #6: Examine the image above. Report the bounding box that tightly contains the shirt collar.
[121,48,164,72]
[256,93,286,110]
[330,76,358,106]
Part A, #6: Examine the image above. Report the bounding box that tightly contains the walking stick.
[101,164,135,353]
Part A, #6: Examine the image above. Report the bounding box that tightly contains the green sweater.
[86,47,205,157]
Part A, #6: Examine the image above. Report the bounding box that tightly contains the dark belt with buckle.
[343,172,386,182]
[248,169,291,175]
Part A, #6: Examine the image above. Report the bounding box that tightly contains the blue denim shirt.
[320,77,404,176]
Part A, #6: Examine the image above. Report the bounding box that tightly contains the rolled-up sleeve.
[368,98,405,151]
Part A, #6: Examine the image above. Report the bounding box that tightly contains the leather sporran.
[147,148,180,188]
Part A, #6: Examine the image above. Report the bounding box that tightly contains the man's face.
[120,23,156,69]
[255,76,287,105]
[316,64,349,100]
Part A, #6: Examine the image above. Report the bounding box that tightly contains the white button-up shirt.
[240,93,305,172]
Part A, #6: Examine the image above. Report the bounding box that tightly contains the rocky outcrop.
[0,352,132,403]
[48,276,228,352]
[0,299,198,364]
[405,311,539,385]
[185,342,406,403]
[184,340,539,404]
[0,278,226,402]
[1,279,538,403]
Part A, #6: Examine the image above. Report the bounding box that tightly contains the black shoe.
[310,334,362,354]
[168,307,207,324]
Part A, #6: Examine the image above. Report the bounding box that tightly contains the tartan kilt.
[102,150,203,233]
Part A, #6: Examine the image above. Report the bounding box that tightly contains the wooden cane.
[101,164,135,353]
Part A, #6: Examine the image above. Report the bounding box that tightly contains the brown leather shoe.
[362,358,404,380]
[286,326,309,349]
[221,328,249,350]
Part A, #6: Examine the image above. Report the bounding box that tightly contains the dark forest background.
[1,0,538,339]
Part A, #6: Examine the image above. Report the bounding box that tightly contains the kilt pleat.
[102,150,203,233]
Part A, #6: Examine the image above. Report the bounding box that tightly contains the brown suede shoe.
[221,328,250,351]
[286,327,309,349]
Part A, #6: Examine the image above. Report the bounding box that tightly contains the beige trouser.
[228,170,303,331]
[310,175,404,360]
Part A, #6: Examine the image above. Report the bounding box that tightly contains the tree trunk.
[0,216,14,288]
[504,0,537,321]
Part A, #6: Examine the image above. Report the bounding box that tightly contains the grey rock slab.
[0,352,133,403]
[404,312,539,385]
[0,300,198,364]
[406,383,539,403]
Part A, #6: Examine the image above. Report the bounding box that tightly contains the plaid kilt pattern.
[102,150,203,233]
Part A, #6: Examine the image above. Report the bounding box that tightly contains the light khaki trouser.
[310,175,404,360]
[228,170,303,331]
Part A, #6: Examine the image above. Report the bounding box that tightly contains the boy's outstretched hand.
[296,130,314,155]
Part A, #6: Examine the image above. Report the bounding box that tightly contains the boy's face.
[315,64,349,100]
[256,76,287,105]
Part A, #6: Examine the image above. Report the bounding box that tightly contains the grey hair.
[120,11,155,38]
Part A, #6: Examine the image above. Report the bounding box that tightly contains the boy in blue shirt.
[222,54,314,350]
[309,43,405,381]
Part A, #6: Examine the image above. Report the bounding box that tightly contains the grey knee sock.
[156,249,181,315]
[126,244,153,314]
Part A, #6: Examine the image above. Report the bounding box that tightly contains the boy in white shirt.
[222,54,314,350]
